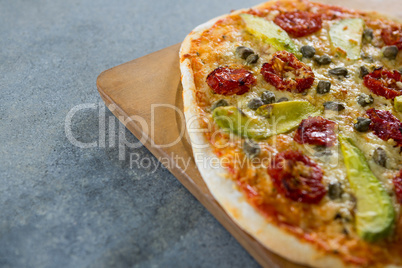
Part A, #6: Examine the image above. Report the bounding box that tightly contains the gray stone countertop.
[0,0,262,267]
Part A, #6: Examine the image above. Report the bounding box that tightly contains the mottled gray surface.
[0,0,262,267]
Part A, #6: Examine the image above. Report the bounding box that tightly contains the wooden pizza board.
[96,1,400,267]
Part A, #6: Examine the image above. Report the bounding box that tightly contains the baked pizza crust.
[180,1,401,267]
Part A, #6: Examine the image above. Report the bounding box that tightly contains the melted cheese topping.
[185,0,402,266]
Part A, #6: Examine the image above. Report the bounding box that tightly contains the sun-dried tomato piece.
[367,108,402,146]
[206,67,256,96]
[393,171,402,204]
[274,11,322,38]
[381,25,402,50]
[268,150,326,204]
[363,67,402,99]
[261,51,315,93]
[294,116,337,147]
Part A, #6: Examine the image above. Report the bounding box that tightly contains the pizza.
[179,0,402,267]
